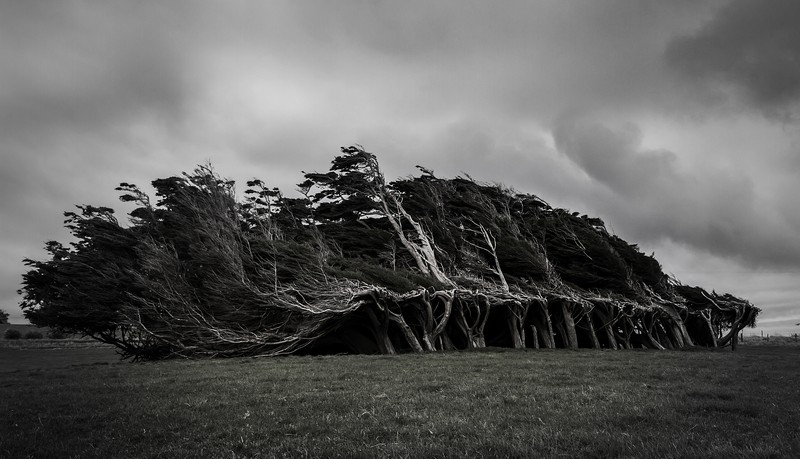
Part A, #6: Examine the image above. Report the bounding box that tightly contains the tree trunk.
[642,317,665,350]
[365,307,395,355]
[530,300,555,349]
[544,306,556,348]
[664,322,682,349]
[717,307,755,349]
[669,323,685,348]
[530,325,539,349]
[507,302,528,349]
[555,322,567,348]
[593,307,618,350]
[388,313,424,353]
[430,291,455,345]
[453,295,490,348]
[381,193,453,286]
[474,296,491,348]
[584,311,601,349]
[561,301,579,349]
[656,322,673,349]
[619,318,634,349]
[644,328,665,350]
[604,324,619,350]
[438,331,456,350]
[700,310,718,347]
[663,303,693,346]
[509,312,524,349]
[420,331,436,351]
[455,307,476,349]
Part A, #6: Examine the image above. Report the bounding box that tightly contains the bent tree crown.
[19,147,759,359]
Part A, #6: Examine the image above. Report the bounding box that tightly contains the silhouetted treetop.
[19,146,759,358]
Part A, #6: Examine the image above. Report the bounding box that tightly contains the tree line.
[19,146,759,359]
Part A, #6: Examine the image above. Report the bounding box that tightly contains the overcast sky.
[2,0,798,335]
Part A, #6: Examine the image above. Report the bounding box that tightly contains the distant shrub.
[24,331,44,340]
[47,329,68,339]
[4,329,22,340]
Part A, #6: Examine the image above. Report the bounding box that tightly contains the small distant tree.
[4,329,21,340]
[0,309,8,324]
[47,328,68,339]
[24,331,44,340]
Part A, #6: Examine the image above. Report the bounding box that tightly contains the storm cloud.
[1,0,798,332]
[553,116,800,269]
[666,0,800,119]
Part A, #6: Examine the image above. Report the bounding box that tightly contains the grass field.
[1,346,798,458]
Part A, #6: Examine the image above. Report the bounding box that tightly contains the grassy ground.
[0,346,119,373]
[1,346,798,458]
[741,334,800,347]
[0,339,109,350]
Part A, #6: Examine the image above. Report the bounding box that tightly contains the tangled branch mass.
[19,147,759,359]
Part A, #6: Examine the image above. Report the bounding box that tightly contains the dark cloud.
[0,2,198,324]
[0,0,797,331]
[551,116,800,269]
[553,116,679,195]
[275,0,712,125]
[0,4,191,139]
[666,0,800,118]
[355,118,593,208]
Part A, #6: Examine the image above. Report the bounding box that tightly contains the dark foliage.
[19,147,759,358]
[47,328,68,339]
[4,329,21,340]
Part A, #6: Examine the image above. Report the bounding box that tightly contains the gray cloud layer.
[666,0,800,119]
[1,0,798,331]
[553,115,800,268]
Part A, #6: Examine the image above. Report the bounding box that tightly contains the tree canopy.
[19,147,759,358]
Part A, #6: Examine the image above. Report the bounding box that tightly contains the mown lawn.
[1,346,798,458]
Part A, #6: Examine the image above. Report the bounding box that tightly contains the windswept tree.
[19,147,759,359]
[19,206,143,351]
[301,147,452,285]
